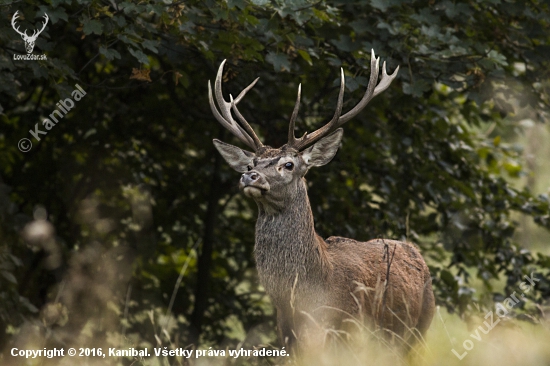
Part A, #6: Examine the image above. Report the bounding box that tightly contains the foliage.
[0,0,549,361]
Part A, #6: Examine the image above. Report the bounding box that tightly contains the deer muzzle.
[240,172,269,197]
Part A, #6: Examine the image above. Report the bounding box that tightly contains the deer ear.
[213,139,255,173]
[301,128,343,167]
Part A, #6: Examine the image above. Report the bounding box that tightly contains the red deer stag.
[208,51,435,352]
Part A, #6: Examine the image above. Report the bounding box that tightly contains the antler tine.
[214,60,262,149]
[234,76,259,105]
[290,49,398,151]
[37,13,49,35]
[208,60,263,150]
[287,83,302,146]
[230,95,264,149]
[208,81,255,149]
[291,68,346,150]
[373,61,400,98]
[11,11,26,37]
[337,49,380,125]
[213,60,240,128]
[230,77,265,149]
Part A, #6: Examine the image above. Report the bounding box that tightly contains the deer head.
[210,51,399,210]
[11,11,49,54]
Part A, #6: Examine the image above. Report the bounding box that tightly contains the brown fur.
[253,176,434,350]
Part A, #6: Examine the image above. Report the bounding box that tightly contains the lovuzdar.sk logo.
[11,10,49,60]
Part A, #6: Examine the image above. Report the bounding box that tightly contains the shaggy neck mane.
[253,179,329,305]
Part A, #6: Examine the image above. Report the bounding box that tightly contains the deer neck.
[253,178,328,305]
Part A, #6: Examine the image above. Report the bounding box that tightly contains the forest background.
[1,0,550,364]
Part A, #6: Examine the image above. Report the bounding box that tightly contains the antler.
[288,83,306,147]
[31,13,49,39]
[287,49,399,151]
[208,60,264,151]
[11,11,27,37]
[11,11,48,39]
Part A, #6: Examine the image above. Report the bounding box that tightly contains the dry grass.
[4,291,550,366]
[3,205,550,365]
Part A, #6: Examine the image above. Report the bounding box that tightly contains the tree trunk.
[189,143,223,344]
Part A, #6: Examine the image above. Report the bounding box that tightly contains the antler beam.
[33,13,49,38]
[287,49,399,151]
[208,60,264,151]
[11,11,26,37]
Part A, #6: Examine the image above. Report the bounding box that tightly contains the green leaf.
[83,19,103,35]
[442,0,472,18]
[343,76,359,92]
[370,0,389,12]
[403,79,431,97]
[503,160,522,177]
[297,50,312,65]
[227,0,246,9]
[19,296,38,313]
[266,52,291,72]
[119,2,139,14]
[142,40,159,54]
[118,34,139,48]
[440,270,457,288]
[487,50,508,67]
[1,270,16,284]
[114,15,127,27]
[51,0,71,6]
[331,35,356,52]
[99,47,121,60]
[37,6,68,24]
[129,48,149,64]
[146,4,166,15]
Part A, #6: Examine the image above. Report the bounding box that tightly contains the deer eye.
[247,165,252,171]
[284,162,294,170]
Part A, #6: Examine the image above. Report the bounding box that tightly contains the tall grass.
[2,201,550,365]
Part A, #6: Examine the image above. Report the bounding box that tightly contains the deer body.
[234,146,434,347]
[255,187,434,346]
[209,52,435,349]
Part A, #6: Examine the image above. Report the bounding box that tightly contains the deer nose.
[241,172,259,186]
